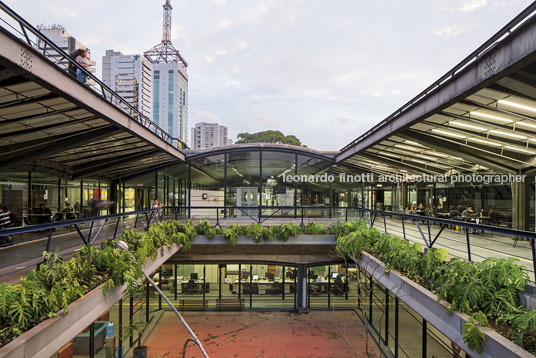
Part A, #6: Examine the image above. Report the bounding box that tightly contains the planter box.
[0,243,181,358]
[352,252,533,358]
[193,234,337,245]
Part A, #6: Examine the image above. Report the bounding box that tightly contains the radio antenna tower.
[144,0,188,68]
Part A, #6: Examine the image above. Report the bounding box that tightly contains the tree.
[235,130,306,147]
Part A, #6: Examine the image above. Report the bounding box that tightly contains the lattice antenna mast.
[144,0,188,68]
[162,0,172,44]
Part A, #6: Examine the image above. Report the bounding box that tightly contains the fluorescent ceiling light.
[404,140,425,147]
[449,121,486,131]
[468,137,502,147]
[414,155,436,161]
[489,130,527,140]
[394,144,420,151]
[499,99,536,113]
[504,146,536,155]
[406,158,426,164]
[425,151,449,158]
[379,152,400,158]
[470,111,513,123]
[515,121,536,130]
[431,129,466,139]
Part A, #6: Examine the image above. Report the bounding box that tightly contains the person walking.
[0,206,13,245]
[75,49,90,84]
[68,49,83,77]
[152,198,162,222]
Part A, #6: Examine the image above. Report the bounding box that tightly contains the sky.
[4,0,534,150]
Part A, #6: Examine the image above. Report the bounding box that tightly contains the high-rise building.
[36,24,96,75]
[102,50,153,118]
[144,0,189,144]
[191,122,233,150]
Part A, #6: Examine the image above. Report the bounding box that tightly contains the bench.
[216,298,245,310]
[179,299,207,311]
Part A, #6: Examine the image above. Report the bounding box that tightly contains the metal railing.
[163,205,536,281]
[0,1,187,150]
[338,1,536,154]
[0,208,163,280]
[2,205,535,281]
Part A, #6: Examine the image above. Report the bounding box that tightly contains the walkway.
[0,213,151,284]
[144,310,381,358]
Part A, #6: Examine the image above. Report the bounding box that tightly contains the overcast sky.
[5,0,534,150]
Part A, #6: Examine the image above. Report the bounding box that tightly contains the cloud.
[459,0,488,12]
[9,0,533,151]
[330,117,353,126]
[433,25,475,37]
[194,110,223,124]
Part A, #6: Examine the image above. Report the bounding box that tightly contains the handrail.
[3,205,534,240]
[1,205,535,281]
[0,208,162,236]
[338,1,536,154]
[0,1,188,150]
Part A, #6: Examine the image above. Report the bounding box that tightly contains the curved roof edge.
[184,143,339,160]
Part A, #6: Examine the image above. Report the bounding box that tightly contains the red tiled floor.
[144,310,381,358]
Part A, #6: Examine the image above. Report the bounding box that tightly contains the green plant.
[512,310,536,347]
[335,218,536,354]
[303,222,325,235]
[0,220,197,348]
[245,223,263,243]
[463,312,490,354]
[196,219,216,239]
[223,225,241,245]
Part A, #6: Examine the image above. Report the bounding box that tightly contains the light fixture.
[416,154,436,161]
[394,144,420,151]
[498,99,536,113]
[406,158,426,164]
[468,137,502,146]
[425,151,449,158]
[470,111,513,123]
[504,146,536,155]
[449,121,487,131]
[404,140,425,147]
[515,121,536,130]
[489,130,527,140]
[431,129,466,139]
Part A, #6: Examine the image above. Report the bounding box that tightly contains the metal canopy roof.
[337,3,536,177]
[0,8,186,180]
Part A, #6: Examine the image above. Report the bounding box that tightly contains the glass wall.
[261,151,296,217]
[52,279,161,358]
[227,151,260,219]
[307,264,357,309]
[357,266,464,357]
[167,263,297,310]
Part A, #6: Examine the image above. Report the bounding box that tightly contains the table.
[176,279,209,294]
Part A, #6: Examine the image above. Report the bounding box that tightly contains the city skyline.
[6,0,534,150]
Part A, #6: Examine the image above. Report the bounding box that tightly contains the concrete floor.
[144,310,381,358]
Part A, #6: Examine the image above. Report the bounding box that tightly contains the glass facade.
[356,266,465,357]
[159,263,300,310]
[168,69,174,135]
[153,70,160,126]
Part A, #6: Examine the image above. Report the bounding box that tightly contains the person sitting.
[62,203,76,220]
[462,205,475,222]
[434,204,443,216]
[416,203,426,215]
[405,204,415,214]
[37,204,52,224]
